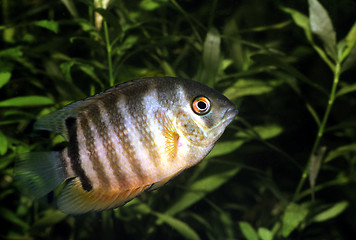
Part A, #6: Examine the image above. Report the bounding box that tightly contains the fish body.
[15,77,237,214]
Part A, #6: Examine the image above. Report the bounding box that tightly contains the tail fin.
[14,152,67,199]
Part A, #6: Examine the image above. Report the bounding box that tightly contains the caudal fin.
[14,152,67,199]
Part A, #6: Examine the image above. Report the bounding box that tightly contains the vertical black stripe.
[96,98,128,185]
[80,107,110,187]
[101,94,145,182]
[65,117,93,192]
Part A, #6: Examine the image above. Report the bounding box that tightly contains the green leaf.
[204,199,234,239]
[60,60,75,83]
[0,207,29,229]
[281,7,313,42]
[305,102,321,126]
[239,221,259,240]
[223,78,283,100]
[0,72,11,89]
[324,143,356,162]
[78,64,104,89]
[0,46,22,58]
[345,22,356,45]
[236,124,284,140]
[258,227,273,240]
[32,209,67,229]
[34,20,59,34]
[200,28,221,87]
[51,135,66,146]
[0,96,54,107]
[341,40,356,72]
[309,146,326,200]
[139,0,167,11]
[0,189,14,200]
[207,140,245,159]
[186,212,212,231]
[340,22,356,65]
[220,210,234,239]
[0,131,7,155]
[282,203,308,237]
[131,202,152,215]
[152,211,201,240]
[336,82,356,97]
[163,163,241,218]
[62,0,79,17]
[281,6,334,70]
[114,35,139,56]
[308,0,337,61]
[313,201,349,222]
[75,19,101,39]
[254,124,284,140]
[0,154,13,170]
[326,121,356,133]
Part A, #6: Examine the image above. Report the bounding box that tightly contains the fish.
[14,77,237,214]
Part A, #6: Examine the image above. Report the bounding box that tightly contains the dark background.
[1,0,356,239]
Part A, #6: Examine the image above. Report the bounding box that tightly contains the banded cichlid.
[15,77,237,214]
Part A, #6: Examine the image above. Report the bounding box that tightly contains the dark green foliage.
[1,0,356,239]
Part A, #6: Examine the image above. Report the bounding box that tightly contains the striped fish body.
[15,77,237,214]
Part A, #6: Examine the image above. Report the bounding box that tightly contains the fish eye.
[192,96,211,115]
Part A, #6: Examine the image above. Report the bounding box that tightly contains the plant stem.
[99,0,114,86]
[293,62,342,201]
[103,21,114,86]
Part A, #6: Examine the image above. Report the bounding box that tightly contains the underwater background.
[1,0,356,239]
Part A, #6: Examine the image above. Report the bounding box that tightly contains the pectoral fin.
[160,113,180,160]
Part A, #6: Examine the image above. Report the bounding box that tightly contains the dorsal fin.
[34,78,150,139]
[34,99,90,139]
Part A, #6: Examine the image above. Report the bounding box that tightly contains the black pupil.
[197,101,207,110]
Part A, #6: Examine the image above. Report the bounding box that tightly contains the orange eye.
[192,96,211,115]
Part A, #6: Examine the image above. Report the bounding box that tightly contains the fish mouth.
[206,106,237,142]
[221,106,238,124]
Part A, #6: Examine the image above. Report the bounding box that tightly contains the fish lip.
[207,106,237,140]
[222,106,238,122]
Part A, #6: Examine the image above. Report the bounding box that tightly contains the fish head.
[175,80,237,151]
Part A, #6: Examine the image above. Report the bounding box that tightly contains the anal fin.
[57,178,150,214]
